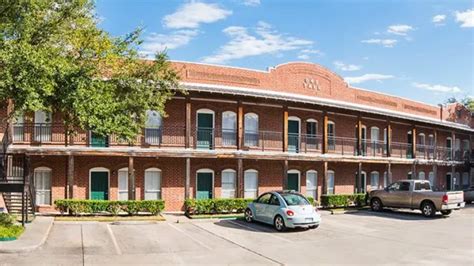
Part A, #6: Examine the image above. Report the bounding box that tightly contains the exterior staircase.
[2,192,34,218]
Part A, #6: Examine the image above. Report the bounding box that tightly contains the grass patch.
[0,225,24,241]
[54,215,165,222]
[187,213,244,220]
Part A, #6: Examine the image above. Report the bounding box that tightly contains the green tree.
[0,0,180,141]
[444,97,474,112]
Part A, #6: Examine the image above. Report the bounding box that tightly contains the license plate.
[305,218,313,222]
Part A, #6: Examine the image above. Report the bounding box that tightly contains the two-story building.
[1,61,473,214]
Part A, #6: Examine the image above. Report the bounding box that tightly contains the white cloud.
[432,14,446,25]
[297,54,309,60]
[242,0,261,6]
[361,39,398,48]
[297,49,323,60]
[140,30,198,57]
[344,74,394,84]
[333,61,362,71]
[202,21,313,64]
[163,2,232,29]
[455,9,474,28]
[412,82,462,93]
[387,24,414,36]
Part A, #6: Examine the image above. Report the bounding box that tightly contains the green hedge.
[0,225,24,240]
[185,198,254,215]
[54,200,165,216]
[320,193,367,208]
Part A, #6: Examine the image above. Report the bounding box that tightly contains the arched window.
[462,140,470,159]
[417,133,426,157]
[221,169,236,198]
[370,127,380,156]
[34,111,52,142]
[370,171,379,190]
[244,113,259,147]
[145,110,162,144]
[145,168,162,200]
[222,111,237,146]
[327,121,336,150]
[418,171,425,180]
[306,170,318,198]
[358,171,367,193]
[446,137,452,160]
[287,169,301,191]
[196,169,214,199]
[327,170,335,194]
[306,119,318,149]
[118,168,128,200]
[407,171,413,180]
[13,113,24,142]
[244,169,258,199]
[196,109,215,149]
[288,116,301,153]
[34,167,52,205]
[428,172,435,187]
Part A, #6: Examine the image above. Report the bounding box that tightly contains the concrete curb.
[0,217,54,254]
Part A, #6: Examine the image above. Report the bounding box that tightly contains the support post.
[282,160,288,190]
[237,158,243,198]
[283,107,288,152]
[412,126,417,159]
[357,116,363,156]
[386,121,392,157]
[128,156,135,200]
[387,162,392,184]
[451,164,456,189]
[322,161,328,194]
[322,112,328,154]
[357,162,362,193]
[185,157,191,199]
[67,155,74,199]
[451,131,455,161]
[433,129,438,160]
[185,97,191,149]
[237,101,244,150]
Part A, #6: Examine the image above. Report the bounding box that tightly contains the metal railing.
[327,136,357,156]
[390,142,413,159]
[363,139,387,157]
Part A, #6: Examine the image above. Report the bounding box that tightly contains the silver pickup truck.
[369,180,465,217]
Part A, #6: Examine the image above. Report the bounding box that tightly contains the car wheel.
[274,215,286,232]
[440,210,452,216]
[421,201,436,217]
[309,224,319,229]
[244,208,253,223]
[371,198,383,212]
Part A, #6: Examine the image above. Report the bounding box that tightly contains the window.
[306,119,318,149]
[306,170,318,198]
[399,182,410,191]
[145,110,162,144]
[414,182,431,191]
[370,171,379,190]
[383,171,388,187]
[34,111,52,142]
[269,195,280,205]
[244,113,259,146]
[244,169,258,199]
[327,170,335,194]
[118,168,128,200]
[257,193,271,204]
[418,171,425,180]
[428,172,435,187]
[462,172,469,189]
[407,171,413,180]
[446,137,452,160]
[145,168,162,200]
[34,167,52,205]
[359,171,367,193]
[13,113,24,142]
[455,172,461,190]
[417,134,425,146]
[280,193,310,206]
[327,121,335,150]
[222,111,237,146]
[221,169,236,198]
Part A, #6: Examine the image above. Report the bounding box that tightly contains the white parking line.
[226,220,293,243]
[167,223,212,251]
[106,224,122,255]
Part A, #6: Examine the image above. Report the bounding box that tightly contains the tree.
[444,97,474,113]
[0,0,180,141]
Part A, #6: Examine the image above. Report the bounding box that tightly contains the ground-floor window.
[428,172,435,187]
[244,169,258,199]
[455,172,461,190]
[221,169,236,198]
[327,170,335,194]
[418,171,425,180]
[34,167,52,205]
[462,172,469,189]
[370,171,379,190]
[118,168,128,200]
[145,168,162,200]
[306,170,317,198]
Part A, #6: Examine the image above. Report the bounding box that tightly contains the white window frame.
[222,111,237,146]
[244,113,259,147]
[221,169,236,198]
[145,110,162,144]
[118,168,128,201]
[34,110,52,142]
[145,168,162,200]
[428,171,435,187]
[306,170,318,198]
[306,119,318,135]
[196,109,215,128]
[34,167,52,206]
[287,169,301,192]
[244,169,258,199]
[327,121,336,150]
[327,170,335,195]
[418,171,425,180]
[88,167,110,200]
[196,168,215,199]
[370,171,379,190]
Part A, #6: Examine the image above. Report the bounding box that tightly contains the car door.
[386,181,412,208]
[254,193,271,222]
[383,182,401,207]
[264,194,281,224]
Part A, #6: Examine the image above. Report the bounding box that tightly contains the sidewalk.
[0,216,53,253]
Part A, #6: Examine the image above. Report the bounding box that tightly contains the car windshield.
[280,193,310,206]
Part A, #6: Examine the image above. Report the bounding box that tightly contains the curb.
[0,217,54,254]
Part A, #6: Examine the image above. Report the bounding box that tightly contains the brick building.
[1,61,473,213]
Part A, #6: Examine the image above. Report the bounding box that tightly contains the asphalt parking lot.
[1,206,473,265]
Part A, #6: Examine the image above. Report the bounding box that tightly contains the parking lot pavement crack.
[191,223,283,266]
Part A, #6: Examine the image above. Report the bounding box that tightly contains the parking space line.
[106,224,122,255]
[167,223,212,251]
[226,220,293,243]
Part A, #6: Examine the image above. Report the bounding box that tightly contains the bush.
[185,198,254,215]
[320,193,367,208]
[0,213,16,227]
[0,225,24,239]
[54,199,165,216]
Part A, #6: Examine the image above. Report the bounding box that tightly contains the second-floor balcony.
[9,123,469,161]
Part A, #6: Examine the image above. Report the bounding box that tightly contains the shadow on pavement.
[346,208,451,221]
[212,219,312,234]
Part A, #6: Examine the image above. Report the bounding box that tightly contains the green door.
[90,171,109,200]
[288,120,299,153]
[196,172,213,199]
[287,173,299,191]
[90,132,109,147]
[197,113,214,149]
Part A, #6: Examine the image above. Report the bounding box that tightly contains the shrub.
[0,213,16,227]
[54,199,165,216]
[320,193,367,208]
[0,225,24,239]
[185,198,253,215]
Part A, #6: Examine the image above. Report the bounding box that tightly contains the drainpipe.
[438,104,443,121]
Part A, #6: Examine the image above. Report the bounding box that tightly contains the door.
[446,174,452,191]
[370,127,379,156]
[288,120,300,153]
[196,172,213,199]
[407,131,413,158]
[384,181,411,207]
[254,193,271,222]
[287,173,299,191]
[197,113,214,149]
[264,194,281,223]
[361,127,367,156]
[90,132,109,147]
[90,171,109,200]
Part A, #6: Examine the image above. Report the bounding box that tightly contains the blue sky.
[95,0,473,105]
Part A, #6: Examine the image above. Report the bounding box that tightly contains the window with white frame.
[370,171,379,190]
[34,111,52,142]
[244,113,259,147]
[145,110,162,144]
[118,168,128,200]
[327,170,335,194]
[327,121,335,150]
[222,111,237,146]
[428,172,435,187]
[418,171,425,180]
[34,167,52,205]
[13,113,24,142]
[145,168,162,200]
[306,170,317,198]
[221,169,236,198]
[244,169,258,199]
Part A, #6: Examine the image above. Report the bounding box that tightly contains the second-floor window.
[244,113,259,147]
[222,111,236,146]
[145,110,162,145]
[13,113,24,142]
[306,119,318,149]
[327,121,335,150]
[34,111,51,142]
